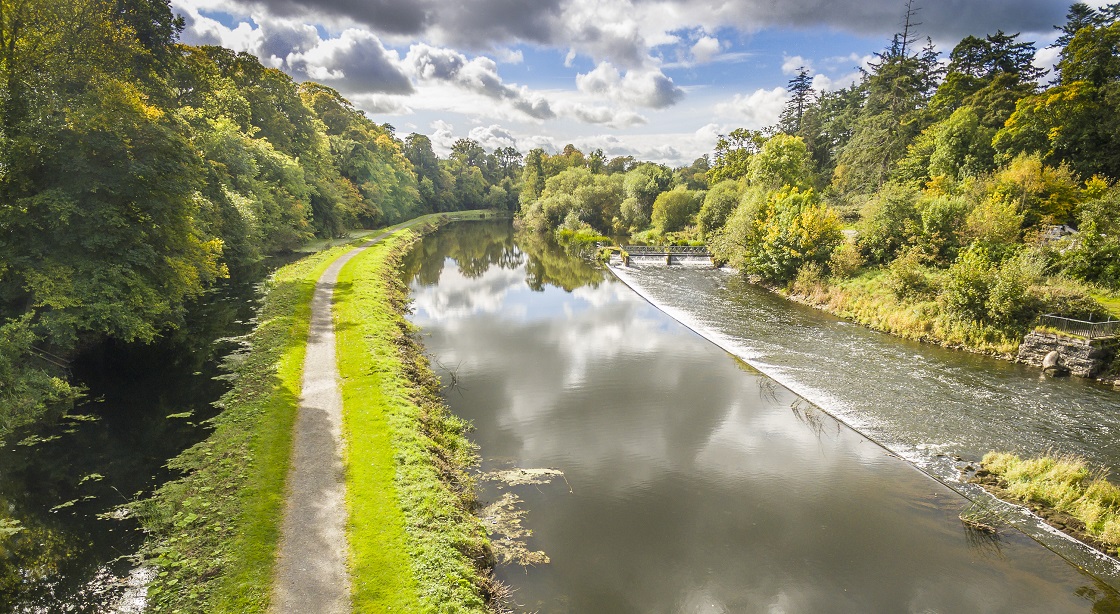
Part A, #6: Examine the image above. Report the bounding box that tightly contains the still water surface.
[0,260,281,611]
[404,222,1119,613]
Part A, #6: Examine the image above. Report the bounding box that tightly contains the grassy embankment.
[786,269,1021,356]
[978,452,1120,557]
[137,211,498,613]
[335,230,496,612]
[788,270,1120,360]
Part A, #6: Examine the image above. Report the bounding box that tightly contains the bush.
[943,244,996,323]
[827,241,864,279]
[751,188,842,283]
[791,261,825,296]
[1053,185,1120,288]
[857,183,921,264]
[885,248,937,299]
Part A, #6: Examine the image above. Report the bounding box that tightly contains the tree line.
[0,0,514,432]
[3,0,1119,428]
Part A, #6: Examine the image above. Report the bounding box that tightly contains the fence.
[620,245,711,256]
[1039,314,1120,340]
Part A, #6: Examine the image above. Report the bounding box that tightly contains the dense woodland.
[2,0,1120,430]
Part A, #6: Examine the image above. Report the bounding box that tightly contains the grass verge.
[134,211,500,612]
[977,452,1120,557]
[135,241,355,612]
[335,230,498,612]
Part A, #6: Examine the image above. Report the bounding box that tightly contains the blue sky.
[173,0,1100,166]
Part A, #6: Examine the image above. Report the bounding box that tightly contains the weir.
[617,245,713,266]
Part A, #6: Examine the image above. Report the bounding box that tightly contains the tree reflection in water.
[401,220,605,293]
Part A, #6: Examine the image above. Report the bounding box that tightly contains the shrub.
[857,183,921,265]
[791,261,825,296]
[827,241,864,279]
[885,248,936,300]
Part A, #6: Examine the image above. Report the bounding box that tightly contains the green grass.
[335,230,494,613]
[137,210,500,612]
[983,451,1120,548]
[1091,291,1120,319]
[138,242,355,612]
[788,269,1021,356]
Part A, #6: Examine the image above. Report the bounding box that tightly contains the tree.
[622,163,674,230]
[857,183,922,264]
[931,31,1043,127]
[780,67,815,133]
[708,128,765,183]
[747,134,815,190]
[651,187,703,234]
[697,180,743,235]
[520,148,547,204]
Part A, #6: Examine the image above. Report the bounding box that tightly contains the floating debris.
[481,467,565,488]
[959,503,1003,534]
[482,493,550,566]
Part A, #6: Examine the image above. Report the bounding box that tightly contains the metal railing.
[621,245,711,256]
[1039,314,1120,340]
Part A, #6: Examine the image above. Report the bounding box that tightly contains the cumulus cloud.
[196,0,1069,69]
[576,62,685,109]
[429,120,458,155]
[690,35,722,64]
[563,103,648,128]
[287,29,414,94]
[468,124,520,151]
[715,87,790,128]
[405,44,555,119]
[348,93,414,115]
[781,54,812,75]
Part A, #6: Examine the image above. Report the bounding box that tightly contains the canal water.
[404,221,1120,613]
[0,261,279,611]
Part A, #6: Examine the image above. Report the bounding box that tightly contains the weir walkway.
[617,245,714,266]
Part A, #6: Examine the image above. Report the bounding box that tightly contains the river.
[404,221,1120,613]
[0,259,283,611]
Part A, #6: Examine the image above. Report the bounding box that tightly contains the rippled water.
[612,265,1120,472]
[404,222,1120,613]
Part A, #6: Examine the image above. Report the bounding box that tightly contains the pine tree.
[780,67,815,134]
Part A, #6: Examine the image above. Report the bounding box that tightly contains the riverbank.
[974,452,1120,560]
[779,268,1120,385]
[135,212,500,612]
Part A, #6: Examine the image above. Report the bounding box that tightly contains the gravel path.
[270,222,421,614]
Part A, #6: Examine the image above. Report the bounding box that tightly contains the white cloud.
[781,54,812,75]
[690,36,722,64]
[286,29,413,94]
[1033,45,1061,79]
[430,120,458,155]
[404,44,555,120]
[714,87,790,128]
[811,71,861,92]
[576,62,685,109]
[468,124,520,151]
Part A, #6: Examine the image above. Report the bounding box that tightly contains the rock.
[1042,350,1061,370]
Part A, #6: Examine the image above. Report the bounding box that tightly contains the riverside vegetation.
[5,0,1120,605]
[137,213,500,612]
[977,452,1120,557]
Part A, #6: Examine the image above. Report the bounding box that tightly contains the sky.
[172,0,1106,166]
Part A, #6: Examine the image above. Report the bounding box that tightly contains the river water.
[404,221,1120,613]
[0,261,279,611]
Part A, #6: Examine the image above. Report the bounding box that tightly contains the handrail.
[620,245,711,256]
[1039,314,1120,340]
